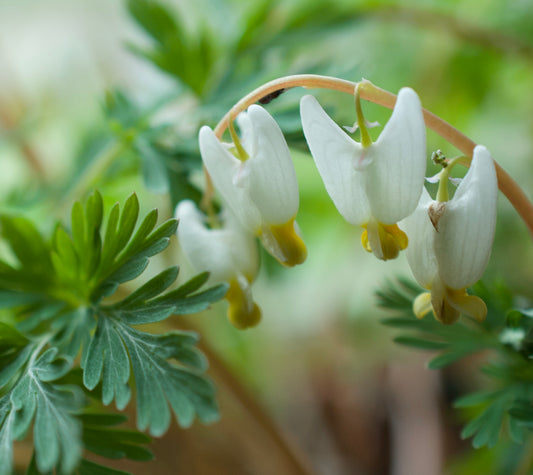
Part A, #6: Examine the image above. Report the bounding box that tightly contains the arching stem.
[207,74,533,238]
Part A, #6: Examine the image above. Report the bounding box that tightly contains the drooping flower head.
[199,105,307,267]
[300,87,427,260]
[402,145,498,324]
[175,200,261,329]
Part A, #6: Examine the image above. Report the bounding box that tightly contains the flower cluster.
[176,85,498,328]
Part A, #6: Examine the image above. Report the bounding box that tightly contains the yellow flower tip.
[225,280,262,330]
[361,222,408,261]
[260,219,307,267]
[413,292,432,319]
[431,293,461,325]
[446,287,488,323]
[227,301,262,329]
[429,282,488,325]
[360,228,372,253]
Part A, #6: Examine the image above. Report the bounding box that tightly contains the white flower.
[175,200,261,329]
[402,145,498,324]
[300,88,427,260]
[199,105,307,267]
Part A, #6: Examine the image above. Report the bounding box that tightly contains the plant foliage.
[379,278,533,451]
[0,191,227,474]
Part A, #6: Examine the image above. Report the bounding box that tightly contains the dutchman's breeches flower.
[402,145,498,324]
[175,200,261,329]
[300,87,427,260]
[199,105,307,267]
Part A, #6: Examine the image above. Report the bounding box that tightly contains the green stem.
[436,157,463,202]
[354,84,372,148]
[228,117,249,161]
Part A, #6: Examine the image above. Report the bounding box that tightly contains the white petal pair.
[175,200,261,329]
[300,88,427,260]
[402,145,498,324]
[199,105,307,267]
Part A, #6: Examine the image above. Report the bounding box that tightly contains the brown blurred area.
[12,322,481,475]
[10,324,476,475]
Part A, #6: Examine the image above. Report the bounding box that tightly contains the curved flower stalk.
[175,200,261,329]
[300,88,427,260]
[402,145,498,324]
[199,105,307,267]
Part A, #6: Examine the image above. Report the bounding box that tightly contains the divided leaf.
[1,348,83,475]
[82,269,226,435]
[80,413,153,462]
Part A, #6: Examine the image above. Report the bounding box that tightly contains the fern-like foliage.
[0,191,227,474]
[378,277,533,451]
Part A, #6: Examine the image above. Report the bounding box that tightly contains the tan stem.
[0,107,47,179]
[207,74,533,238]
[198,340,315,475]
[213,75,355,139]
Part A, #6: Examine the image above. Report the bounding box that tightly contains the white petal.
[435,145,497,289]
[300,94,371,225]
[175,200,259,283]
[425,171,442,184]
[236,111,257,157]
[245,105,300,224]
[223,208,260,280]
[401,188,438,289]
[365,87,427,224]
[199,126,261,230]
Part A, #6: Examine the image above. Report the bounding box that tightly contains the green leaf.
[0,216,54,293]
[124,324,219,435]
[50,308,95,359]
[93,203,178,300]
[508,401,533,425]
[0,322,29,351]
[460,393,509,448]
[127,0,181,46]
[375,277,421,314]
[393,336,450,350]
[0,290,42,308]
[380,317,423,328]
[82,316,132,410]
[0,216,50,270]
[126,0,216,95]
[83,267,222,415]
[428,350,475,370]
[118,267,179,307]
[7,350,84,474]
[0,324,33,388]
[454,390,498,408]
[508,415,527,444]
[83,310,219,435]
[76,459,131,475]
[136,138,170,194]
[80,413,152,462]
[0,397,15,475]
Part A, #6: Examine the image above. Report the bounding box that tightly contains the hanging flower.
[199,105,307,267]
[175,200,261,329]
[402,145,498,324]
[300,87,427,260]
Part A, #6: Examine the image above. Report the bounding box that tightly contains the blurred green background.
[2,0,533,473]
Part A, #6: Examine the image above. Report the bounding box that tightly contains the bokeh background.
[2,0,533,473]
